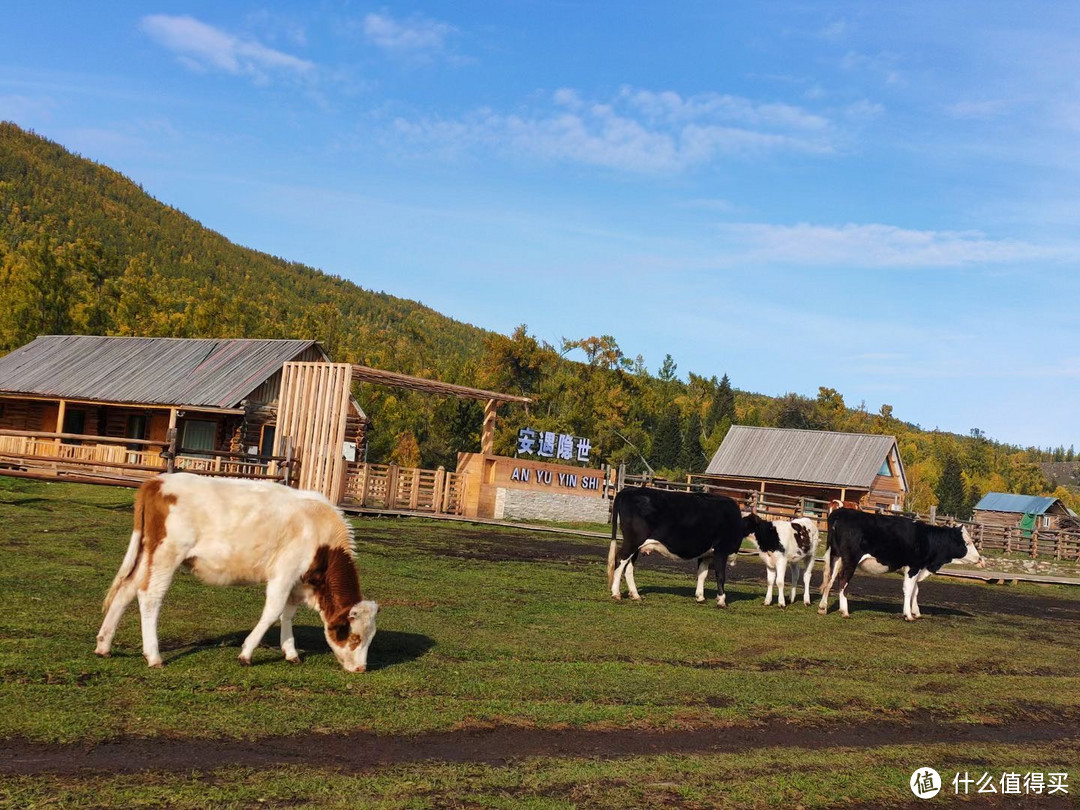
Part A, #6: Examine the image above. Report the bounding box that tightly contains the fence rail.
[341,462,466,515]
[0,429,292,486]
[621,473,1080,561]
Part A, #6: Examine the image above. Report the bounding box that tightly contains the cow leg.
[788,560,800,606]
[95,577,139,657]
[818,556,843,615]
[694,556,710,603]
[136,560,180,668]
[801,558,814,606]
[836,560,857,618]
[240,578,294,665]
[763,562,776,606]
[625,553,642,601]
[775,555,788,608]
[902,574,917,621]
[714,553,730,608]
[279,601,301,663]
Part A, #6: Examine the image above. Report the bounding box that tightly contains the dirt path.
[3,720,1076,776]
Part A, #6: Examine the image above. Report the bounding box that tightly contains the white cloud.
[713,222,1066,267]
[390,87,835,173]
[362,11,457,59]
[140,15,314,84]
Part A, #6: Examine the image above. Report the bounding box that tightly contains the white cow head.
[958,526,985,568]
[325,600,379,673]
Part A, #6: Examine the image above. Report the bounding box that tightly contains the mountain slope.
[0,121,489,375]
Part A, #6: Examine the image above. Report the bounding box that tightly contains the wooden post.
[55,400,67,445]
[481,398,497,455]
[1032,529,1039,559]
[387,464,400,509]
[165,428,177,474]
[433,466,446,513]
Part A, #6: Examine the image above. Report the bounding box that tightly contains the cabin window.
[126,415,148,450]
[259,425,276,457]
[182,420,217,453]
[1042,515,1051,528]
[62,410,86,444]
[878,459,892,476]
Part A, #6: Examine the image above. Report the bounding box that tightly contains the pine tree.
[935,455,966,517]
[651,409,682,471]
[705,373,735,433]
[679,411,704,473]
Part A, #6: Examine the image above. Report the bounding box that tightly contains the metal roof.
[0,335,322,409]
[704,425,903,489]
[973,492,1061,515]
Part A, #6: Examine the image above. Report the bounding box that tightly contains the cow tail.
[102,488,146,614]
[818,543,832,595]
[607,499,619,588]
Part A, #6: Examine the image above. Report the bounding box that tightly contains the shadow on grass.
[820,597,974,619]
[165,625,436,670]
[635,585,759,605]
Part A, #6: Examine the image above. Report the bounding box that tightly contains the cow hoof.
[146,659,163,669]
[716,597,727,609]
[94,648,110,658]
[286,656,301,665]
[612,593,622,602]
[904,615,917,622]
[817,606,827,615]
[238,654,252,666]
[630,594,642,601]
[840,612,850,618]
[695,596,706,603]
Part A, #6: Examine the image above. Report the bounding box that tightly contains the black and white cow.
[743,513,821,607]
[818,508,985,620]
[607,486,747,607]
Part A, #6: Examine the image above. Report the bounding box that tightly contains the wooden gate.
[275,362,353,503]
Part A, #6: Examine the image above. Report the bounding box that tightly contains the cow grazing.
[743,514,821,607]
[95,473,379,671]
[607,486,747,607]
[818,508,985,620]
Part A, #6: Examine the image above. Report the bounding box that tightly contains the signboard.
[509,465,602,491]
[516,428,591,463]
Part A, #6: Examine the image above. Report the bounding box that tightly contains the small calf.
[743,514,821,607]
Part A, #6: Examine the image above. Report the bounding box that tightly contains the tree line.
[1,122,1076,519]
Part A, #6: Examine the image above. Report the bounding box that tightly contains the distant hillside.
[0,122,1073,515]
[0,121,490,376]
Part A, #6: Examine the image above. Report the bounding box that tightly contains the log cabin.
[0,335,367,479]
[696,425,907,513]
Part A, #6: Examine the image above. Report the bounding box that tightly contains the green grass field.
[1,476,1078,808]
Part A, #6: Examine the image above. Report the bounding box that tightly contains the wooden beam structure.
[275,362,353,503]
[350,365,530,404]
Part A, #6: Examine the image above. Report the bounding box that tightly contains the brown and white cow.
[95,473,378,671]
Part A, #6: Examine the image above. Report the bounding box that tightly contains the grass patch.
[2,477,1079,806]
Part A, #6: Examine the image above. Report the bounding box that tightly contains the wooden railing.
[623,473,834,526]
[0,429,292,487]
[341,462,466,515]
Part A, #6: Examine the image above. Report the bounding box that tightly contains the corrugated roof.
[973,492,1061,515]
[0,335,322,409]
[704,425,902,489]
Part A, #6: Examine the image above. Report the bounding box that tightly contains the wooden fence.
[620,473,1080,561]
[0,428,292,487]
[341,462,466,515]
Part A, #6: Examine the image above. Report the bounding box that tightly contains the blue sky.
[2,2,1078,448]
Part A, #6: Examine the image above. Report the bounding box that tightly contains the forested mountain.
[0,122,1074,515]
